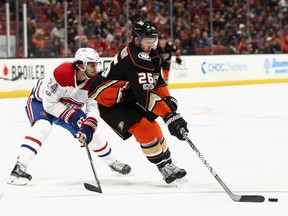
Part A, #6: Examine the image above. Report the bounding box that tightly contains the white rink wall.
[1,54,288,97]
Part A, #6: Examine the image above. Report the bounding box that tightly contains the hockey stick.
[0,72,23,81]
[180,128,265,202]
[83,139,102,193]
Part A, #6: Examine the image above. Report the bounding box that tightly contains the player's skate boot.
[158,163,177,184]
[7,162,32,185]
[167,162,187,179]
[109,160,131,175]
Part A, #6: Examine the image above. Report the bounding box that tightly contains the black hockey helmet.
[131,20,158,41]
[159,34,166,40]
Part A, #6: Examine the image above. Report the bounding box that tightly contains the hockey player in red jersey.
[8,48,131,186]
[88,20,189,184]
[156,34,182,83]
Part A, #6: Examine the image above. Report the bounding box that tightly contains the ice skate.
[167,162,187,179]
[109,160,131,175]
[7,162,32,185]
[158,163,177,184]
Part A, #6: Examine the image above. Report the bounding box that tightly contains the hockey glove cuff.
[59,108,86,130]
[163,96,178,112]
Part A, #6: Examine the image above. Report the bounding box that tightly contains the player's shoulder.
[88,73,105,93]
[127,43,156,71]
[53,62,75,87]
[149,48,160,59]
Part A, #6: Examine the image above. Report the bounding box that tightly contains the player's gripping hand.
[163,112,188,140]
[75,117,98,146]
[176,57,182,64]
[60,108,86,130]
[163,96,178,112]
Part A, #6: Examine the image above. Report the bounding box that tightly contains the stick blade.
[84,183,102,193]
[238,195,265,202]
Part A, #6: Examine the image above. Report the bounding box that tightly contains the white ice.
[0,84,287,215]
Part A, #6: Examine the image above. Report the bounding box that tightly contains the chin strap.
[76,64,90,79]
[81,70,90,79]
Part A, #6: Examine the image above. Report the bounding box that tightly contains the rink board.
[1,54,288,97]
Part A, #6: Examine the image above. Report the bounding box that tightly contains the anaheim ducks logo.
[118,121,125,132]
[138,52,151,61]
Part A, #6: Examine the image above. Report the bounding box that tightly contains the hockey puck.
[268,198,278,202]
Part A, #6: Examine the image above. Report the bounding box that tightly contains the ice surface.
[0,84,287,215]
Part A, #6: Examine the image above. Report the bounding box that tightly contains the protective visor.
[140,37,158,49]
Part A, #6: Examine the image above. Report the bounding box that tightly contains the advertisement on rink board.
[1,54,288,97]
[168,54,288,87]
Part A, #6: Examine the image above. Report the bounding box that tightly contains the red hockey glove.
[59,108,86,130]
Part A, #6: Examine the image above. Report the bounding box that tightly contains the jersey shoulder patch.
[54,62,75,87]
[128,43,155,71]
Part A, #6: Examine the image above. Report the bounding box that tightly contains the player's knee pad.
[130,118,158,144]
[150,121,163,141]
[26,119,52,143]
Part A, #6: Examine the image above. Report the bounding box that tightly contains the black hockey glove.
[176,57,182,64]
[163,96,178,112]
[163,112,188,140]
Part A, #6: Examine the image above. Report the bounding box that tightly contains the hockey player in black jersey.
[88,20,189,184]
[156,34,182,83]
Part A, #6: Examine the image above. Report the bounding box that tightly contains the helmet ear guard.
[74,60,85,70]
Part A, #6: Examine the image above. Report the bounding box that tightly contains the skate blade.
[175,177,188,185]
[7,176,30,186]
[110,167,133,176]
[165,177,188,187]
